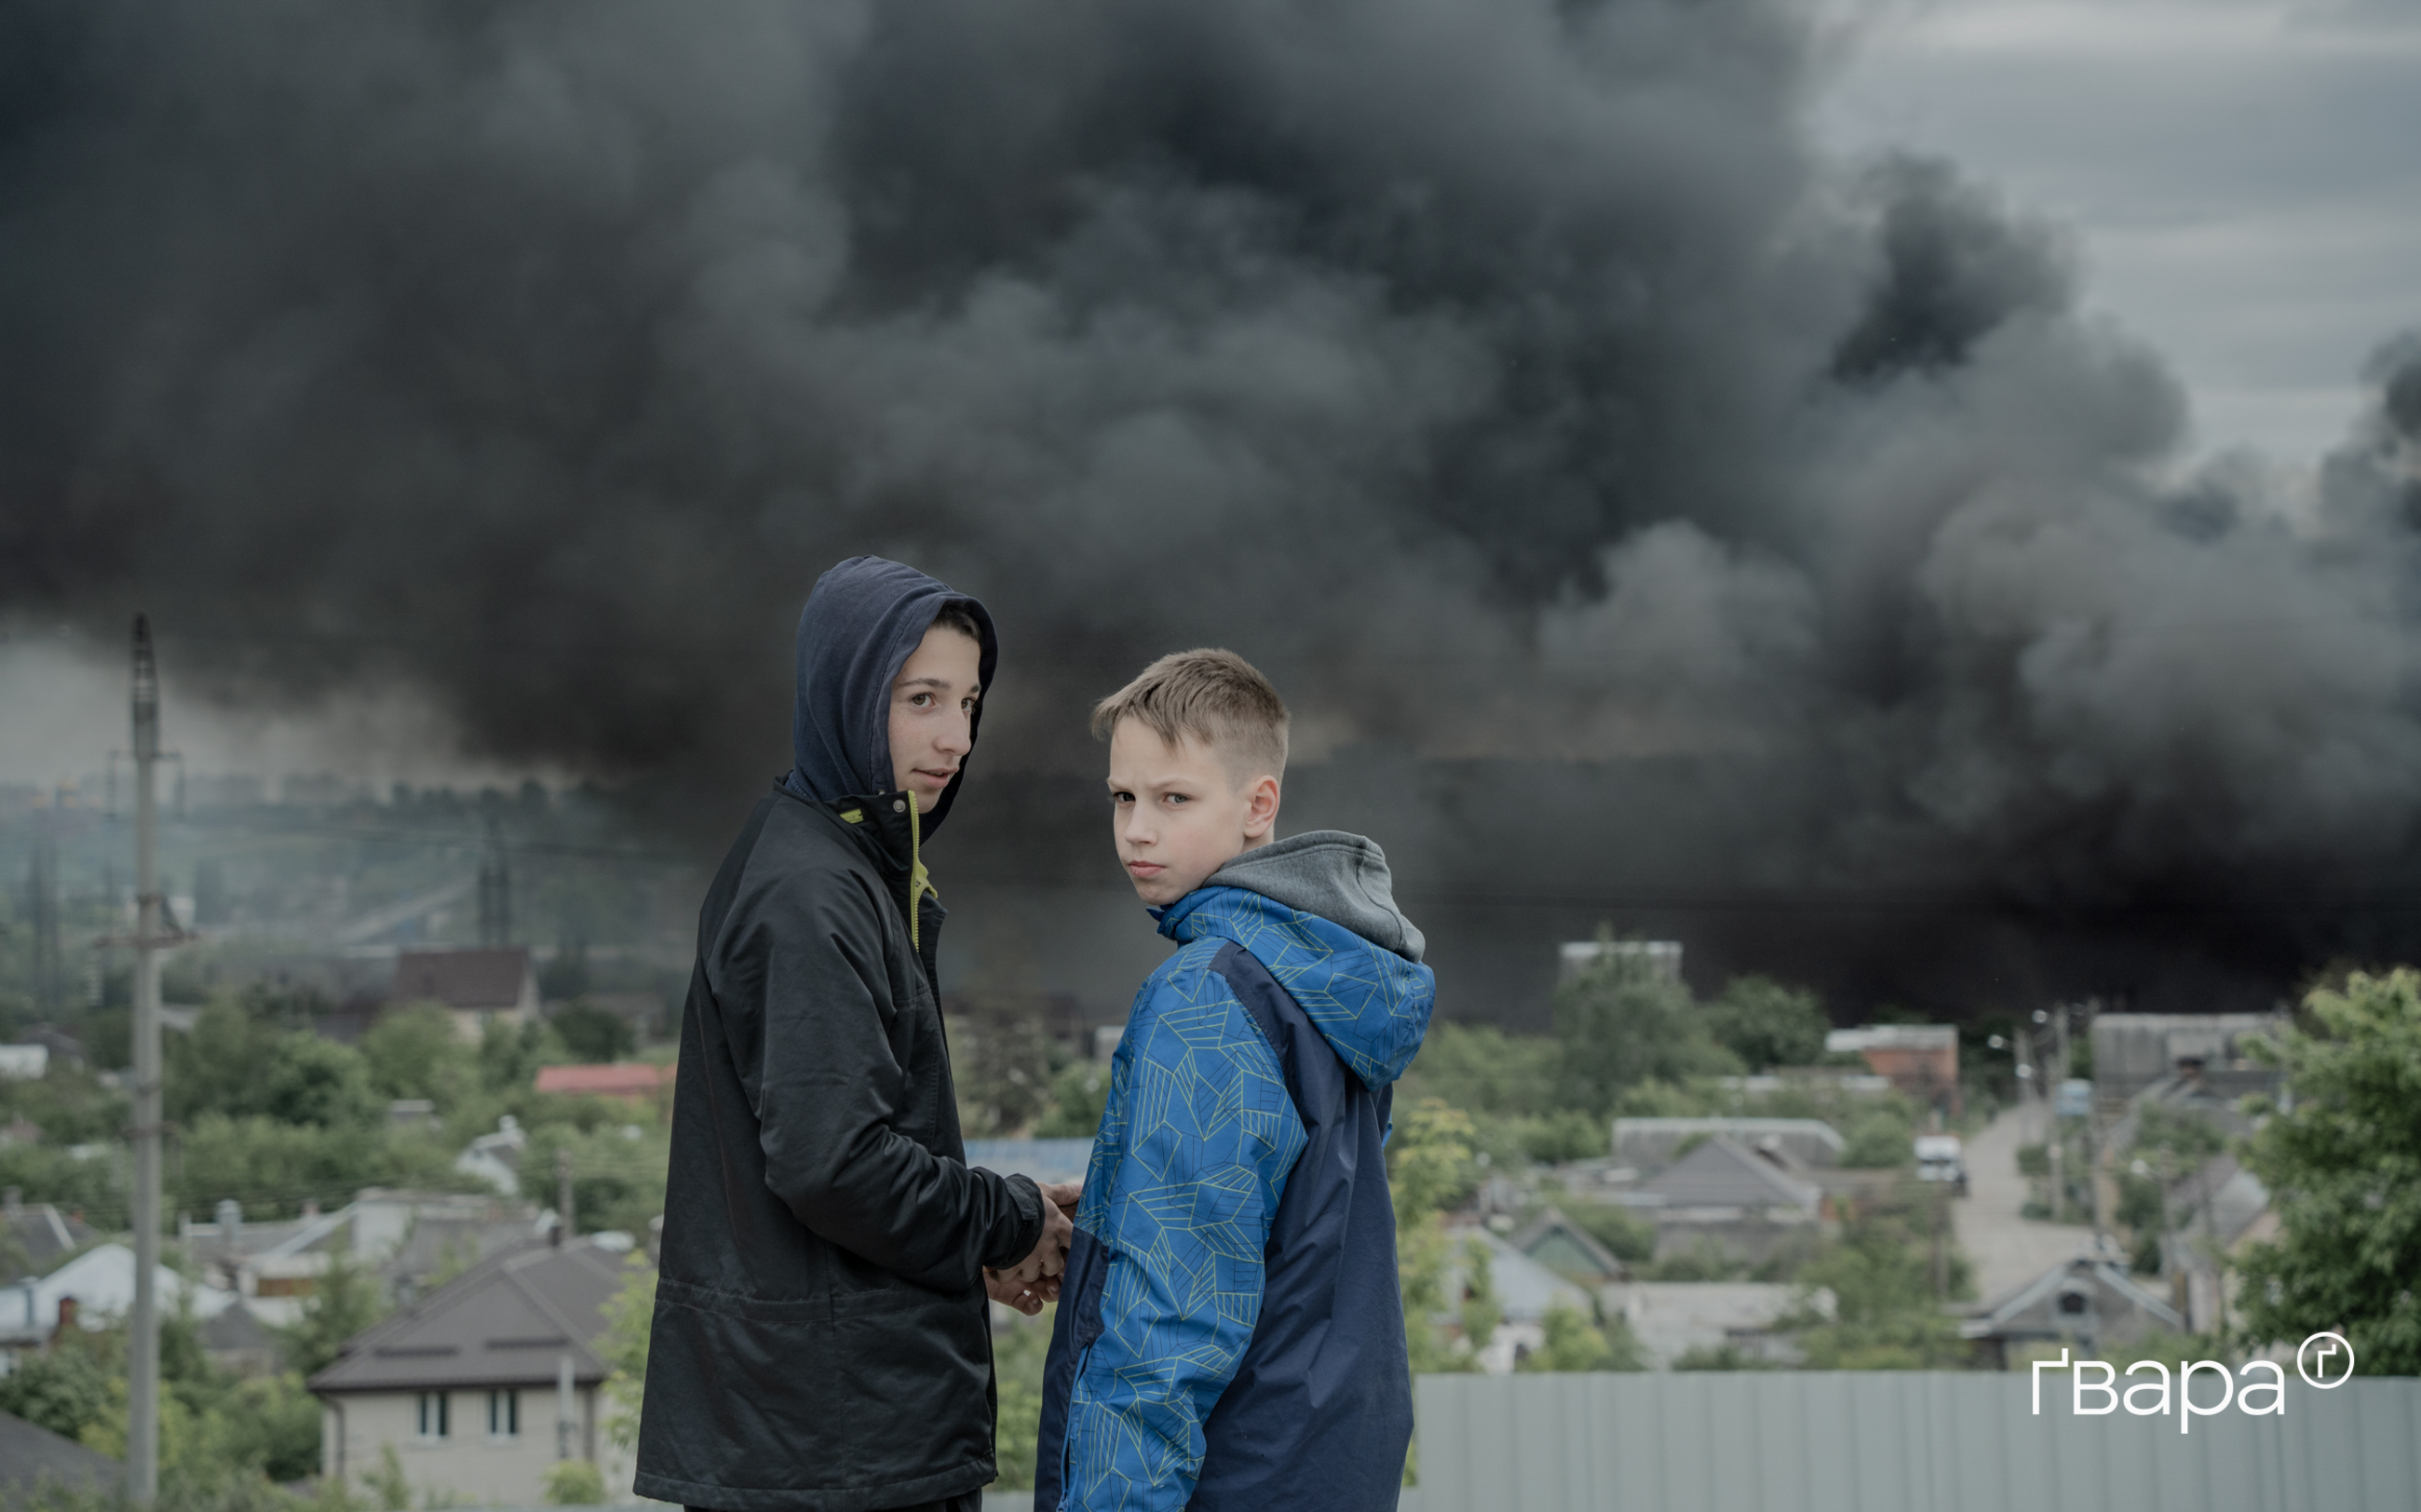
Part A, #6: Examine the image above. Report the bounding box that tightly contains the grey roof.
[0,1408,122,1493]
[1632,1137,1822,1212]
[4,1203,98,1274]
[199,1299,280,1357]
[1614,1118,1843,1170]
[2163,1154,2272,1272]
[1439,1229,1595,1323]
[1962,1248,2183,1340]
[1509,1208,1626,1282]
[309,1237,637,1396]
[384,1213,548,1295]
[390,948,531,1009]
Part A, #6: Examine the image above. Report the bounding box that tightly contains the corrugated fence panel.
[1413,1372,2421,1512]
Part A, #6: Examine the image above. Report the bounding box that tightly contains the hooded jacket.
[636,557,1045,1512]
[1034,830,1436,1512]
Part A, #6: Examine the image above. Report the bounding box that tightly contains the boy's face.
[888,625,982,810]
[1106,719,1278,907]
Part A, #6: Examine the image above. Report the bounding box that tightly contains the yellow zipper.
[908,790,924,952]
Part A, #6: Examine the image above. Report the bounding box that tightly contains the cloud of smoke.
[5,0,2418,1011]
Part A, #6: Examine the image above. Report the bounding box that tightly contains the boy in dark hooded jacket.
[1034,649,1436,1512]
[638,557,1074,1512]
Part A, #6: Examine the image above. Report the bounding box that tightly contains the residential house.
[1508,1208,1627,1286]
[2157,1153,2276,1335]
[390,948,540,1042]
[2,1408,121,1495]
[1,1244,238,1362]
[198,1301,284,1376]
[0,1045,50,1081]
[309,1236,642,1505]
[182,1199,354,1328]
[1613,1117,1844,1172]
[1957,1245,2185,1370]
[180,1189,548,1324]
[3,1192,100,1275]
[1559,939,1683,982]
[2091,1012,2288,1106]
[1437,1227,1599,1374]
[354,1188,549,1305]
[1618,1135,1826,1266]
[533,1063,676,1103]
[1827,1024,1962,1117]
[456,1115,531,1197]
[1603,1281,1832,1369]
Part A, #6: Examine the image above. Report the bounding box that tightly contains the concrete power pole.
[128,614,165,1503]
[556,1148,575,1247]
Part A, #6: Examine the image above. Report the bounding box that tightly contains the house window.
[487,1389,518,1438]
[417,1392,449,1438]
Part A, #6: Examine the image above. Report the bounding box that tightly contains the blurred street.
[1954,1102,2094,1304]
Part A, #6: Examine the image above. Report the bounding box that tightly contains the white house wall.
[322,1384,631,1504]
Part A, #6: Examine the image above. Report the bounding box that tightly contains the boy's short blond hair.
[1092,649,1289,783]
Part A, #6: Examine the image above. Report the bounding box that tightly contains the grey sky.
[1813,0,2421,469]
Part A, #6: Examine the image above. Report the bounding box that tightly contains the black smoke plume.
[5,0,2419,1019]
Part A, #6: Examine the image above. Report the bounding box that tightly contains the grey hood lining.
[1204,830,1426,964]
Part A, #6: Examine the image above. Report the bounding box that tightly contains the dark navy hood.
[783,556,996,835]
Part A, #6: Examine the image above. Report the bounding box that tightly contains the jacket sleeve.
[716,862,1043,1289]
[1061,971,1309,1511]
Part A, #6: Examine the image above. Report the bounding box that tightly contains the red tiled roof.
[391,948,530,1009]
[534,1063,675,1099]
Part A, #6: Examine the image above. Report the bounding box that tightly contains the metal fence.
[1412,1371,2421,1512]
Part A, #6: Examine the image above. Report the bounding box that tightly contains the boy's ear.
[1242,773,1280,843]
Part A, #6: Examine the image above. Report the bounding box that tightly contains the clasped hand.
[984,1180,1078,1317]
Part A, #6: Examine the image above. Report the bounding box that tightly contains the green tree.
[1517,1300,1646,1372]
[0,1337,114,1439]
[551,1002,634,1063]
[1838,1103,1916,1169]
[479,1017,554,1095]
[1551,937,1738,1117]
[363,1004,477,1107]
[1701,976,1832,1073]
[2235,968,2421,1373]
[1404,1023,1562,1117]
[281,1248,388,1378]
[1035,1060,1112,1139]
[217,1371,325,1483]
[2118,1102,2228,1274]
[597,1254,656,1456]
[989,1309,1054,1491]
[1557,1199,1657,1265]
[1456,1237,1500,1355]
[1782,1195,1971,1369]
[261,1033,381,1128]
[542,1460,608,1505]
[1388,1100,1482,1377]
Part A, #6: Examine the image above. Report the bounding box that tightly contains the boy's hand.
[986,1267,1057,1316]
[988,1179,1082,1313]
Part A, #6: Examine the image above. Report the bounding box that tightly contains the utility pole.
[2083,996,2108,1255]
[556,1352,575,1461]
[2038,1006,2065,1222]
[555,1148,574,1247]
[127,614,165,1504]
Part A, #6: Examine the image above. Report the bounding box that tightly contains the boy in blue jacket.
[1035,649,1436,1512]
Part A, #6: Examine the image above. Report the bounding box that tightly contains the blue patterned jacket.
[1035,866,1435,1512]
